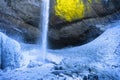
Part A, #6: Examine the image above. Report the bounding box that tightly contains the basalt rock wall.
[0,0,120,48]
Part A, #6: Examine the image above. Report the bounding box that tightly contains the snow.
[0,63,54,80]
[20,49,63,68]
[0,21,120,80]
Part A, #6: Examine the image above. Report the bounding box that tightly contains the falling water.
[40,0,50,62]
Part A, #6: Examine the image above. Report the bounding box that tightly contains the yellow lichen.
[55,0,85,22]
[88,0,92,3]
[88,0,100,3]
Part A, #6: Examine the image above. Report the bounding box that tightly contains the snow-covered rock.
[1,21,120,80]
[52,21,120,64]
[20,49,63,68]
[50,21,120,80]
[0,32,22,70]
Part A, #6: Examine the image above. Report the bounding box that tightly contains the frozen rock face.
[0,32,21,70]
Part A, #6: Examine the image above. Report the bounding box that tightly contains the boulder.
[0,32,22,70]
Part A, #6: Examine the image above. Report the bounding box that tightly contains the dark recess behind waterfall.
[48,26,103,49]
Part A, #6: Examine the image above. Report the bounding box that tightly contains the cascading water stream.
[40,0,50,62]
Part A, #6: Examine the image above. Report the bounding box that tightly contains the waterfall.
[40,0,50,62]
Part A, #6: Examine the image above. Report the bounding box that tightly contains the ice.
[1,21,120,80]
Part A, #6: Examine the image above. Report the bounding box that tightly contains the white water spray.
[40,0,50,62]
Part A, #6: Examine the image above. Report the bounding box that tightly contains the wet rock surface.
[48,11,120,49]
[0,12,39,43]
[0,0,120,48]
[1,0,120,26]
[50,0,120,25]
[49,23,103,49]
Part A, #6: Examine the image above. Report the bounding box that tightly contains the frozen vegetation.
[0,32,21,70]
[0,21,120,80]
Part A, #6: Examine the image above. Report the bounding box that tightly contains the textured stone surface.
[0,0,120,48]
[50,0,120,26]
[0,12,39,43]
[0,0,41,27]
[0,0,120,27]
